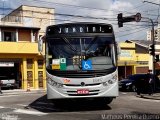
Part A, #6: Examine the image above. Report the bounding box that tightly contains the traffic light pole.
[151,19,156,92]
[145,17,156,91]
[143,0,159,92]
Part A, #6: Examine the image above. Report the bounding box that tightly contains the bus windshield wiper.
[85,36,97,51]
[62,37,80,52]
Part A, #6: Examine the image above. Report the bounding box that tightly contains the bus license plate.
[77,89,89,94]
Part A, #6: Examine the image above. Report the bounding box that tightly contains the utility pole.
[143,0,158,92]
[150,19,156,91]
[145,18,155,75]
[142,17,156,91]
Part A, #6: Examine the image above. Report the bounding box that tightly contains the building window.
[27,71,33,87]
[2,31,16,42]
[38,60,43,69]
[38,71,43,88]
[27,59,33,69]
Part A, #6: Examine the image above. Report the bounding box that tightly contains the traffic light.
[149,44,155,56]
[117,13,123,27]
[117,13,141,27]
[155,55,159,62]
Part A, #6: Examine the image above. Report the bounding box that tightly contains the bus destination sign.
[47,24,113,35]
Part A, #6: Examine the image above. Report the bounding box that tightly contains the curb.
[136,94,160,100]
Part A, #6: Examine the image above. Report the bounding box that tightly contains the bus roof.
[47,22,113,27]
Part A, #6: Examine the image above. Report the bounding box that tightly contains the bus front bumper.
[47,82,119,99]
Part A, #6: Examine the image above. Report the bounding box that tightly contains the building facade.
[118,40,160,80]
[147,27,160,41]
[0,5,55,90]
[2,5,54,36]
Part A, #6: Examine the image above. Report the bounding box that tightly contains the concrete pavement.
[1,89,160,101]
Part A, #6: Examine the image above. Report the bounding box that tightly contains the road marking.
[0,106,6,109]
[17,104,28,107]
[13,109,48,116]
[0,94,20,97]
[121,92,127,95]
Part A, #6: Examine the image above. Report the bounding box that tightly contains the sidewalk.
[136,92,160,100]
[0,89,46,96]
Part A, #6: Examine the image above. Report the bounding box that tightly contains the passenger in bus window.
[94,47,103,56]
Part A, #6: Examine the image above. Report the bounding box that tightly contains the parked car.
[0,76,16,89]
[119,74,160,92]
[119,77,137,92]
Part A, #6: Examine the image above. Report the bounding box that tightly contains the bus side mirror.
[38,36,44,53]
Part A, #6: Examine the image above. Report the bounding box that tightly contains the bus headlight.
[47,77,63,88]
[103,82,108,86]
[108,74,117,84]
[108,80,113,84]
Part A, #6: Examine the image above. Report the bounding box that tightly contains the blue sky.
[0,0,160,42]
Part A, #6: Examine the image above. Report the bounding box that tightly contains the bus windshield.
[46,36,116,71]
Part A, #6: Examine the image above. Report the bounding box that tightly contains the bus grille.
[64,83,100,87]
[60,73,106,78]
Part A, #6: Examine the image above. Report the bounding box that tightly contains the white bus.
[40,23,119,104]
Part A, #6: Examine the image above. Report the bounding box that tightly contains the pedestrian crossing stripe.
[0,106,5,109]
[13,109,48,116]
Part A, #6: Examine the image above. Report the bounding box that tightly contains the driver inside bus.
[94,44,111,57]
[103,44,111,57]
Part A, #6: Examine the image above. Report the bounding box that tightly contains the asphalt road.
[0,92,160,120]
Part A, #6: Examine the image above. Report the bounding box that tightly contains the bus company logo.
[63,78,70,83]
[81,82,85,86]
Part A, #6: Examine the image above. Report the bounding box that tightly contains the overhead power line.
[0,7,118,20]
[0,0,150,16]
[27,0,156,15]
[116,26,149,33]
[116,27,149,38]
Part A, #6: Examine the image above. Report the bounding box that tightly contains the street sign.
[60,58,66,70]
[52,59,60,70]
